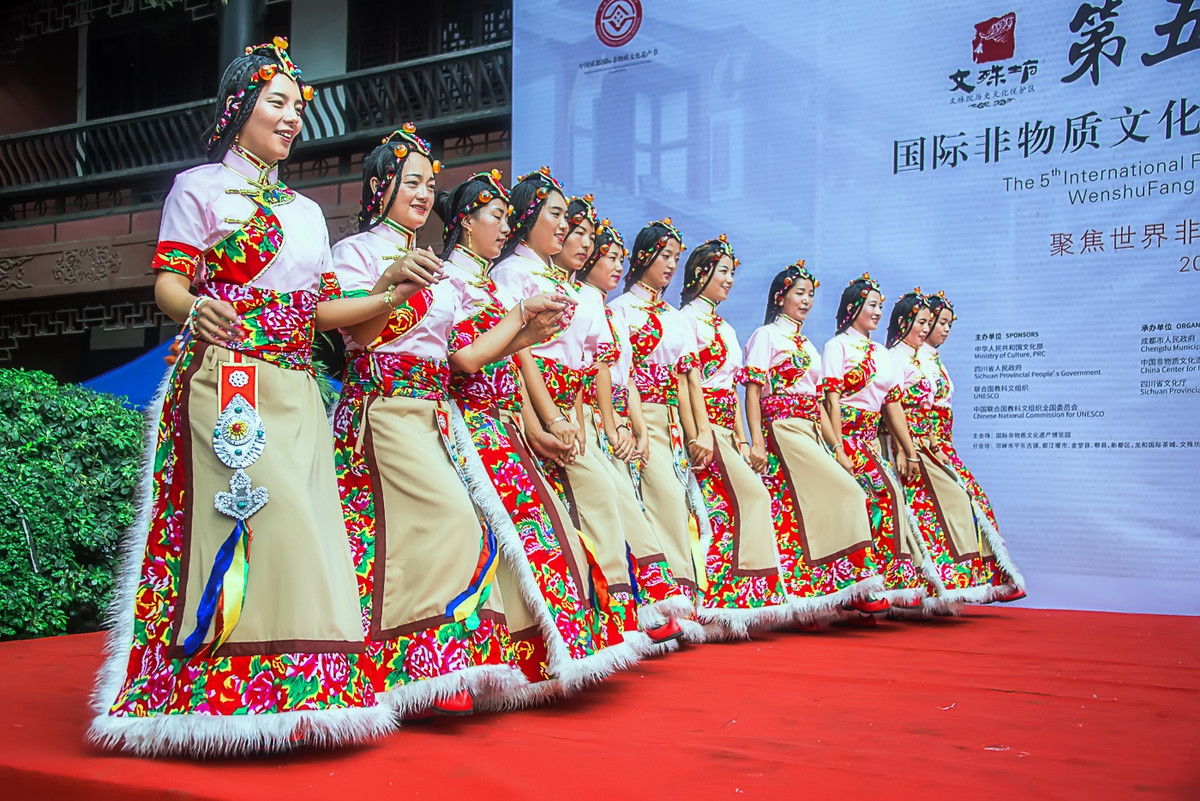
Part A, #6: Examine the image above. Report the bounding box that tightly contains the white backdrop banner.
[512,0,1200,615]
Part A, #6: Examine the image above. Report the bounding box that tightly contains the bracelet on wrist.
[549,415,569,427]
[382,283,398,310]
[178,296,208,341]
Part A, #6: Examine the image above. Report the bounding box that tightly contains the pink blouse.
[682,298,742,392]
[608,282,698,405]
[821,330,902,413]
[742,317,824,398]
[608,283,697,373]
[490,243,589,370]
[889,342,935,409]
[331,220,466,360]
[154,145,331,294]
[922,343,956,408]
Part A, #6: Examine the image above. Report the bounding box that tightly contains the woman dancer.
[330,126,575,717]
[575,219,692,641]
[822,275,942,614]
[679,236,792,638]
[608,219,707,641]
[91,39,394,754]
[924,292,1026,601]
[490,174,644,648]
[436,171,640,705]
[742,262,887,624]
[884,290,993,610]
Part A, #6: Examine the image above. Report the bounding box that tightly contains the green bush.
[0,369,144,640]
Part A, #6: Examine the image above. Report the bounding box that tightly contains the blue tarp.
[81,340,174,409]
[81,340,343,409]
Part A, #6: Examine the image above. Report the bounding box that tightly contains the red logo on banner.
[973,12,1016,63]
[595,0,642,48]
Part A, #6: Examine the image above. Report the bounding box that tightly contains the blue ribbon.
[444,523,499,627]
[625,542,641,603]
[183,519,248,657]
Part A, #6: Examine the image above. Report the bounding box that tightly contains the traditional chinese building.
[0,0,512,382]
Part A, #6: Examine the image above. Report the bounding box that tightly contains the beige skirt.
[498,409,594,628]
[768,417,873,563]
[918,450,983,560]
[638,402,697,588]
[555,419,637,595]
[709,425,782,576]
[175,344,362,656]
[361,394,505,639]
[578,408,672,586]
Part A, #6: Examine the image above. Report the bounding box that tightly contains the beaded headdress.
[634,217,685,269]
[444,168,510,239]
[772,259,819,308]
[926,290,957,322]
[596,218,625,255]
[568,194,598,229]
[511,166,565,229]
[209,36,314,148]
[578,218,626,280]
[682,233,739,304]
[886,287,931,347]
[836,272,884,332]
[360,121,442,229]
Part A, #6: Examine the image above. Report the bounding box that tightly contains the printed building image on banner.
[513,0,1200,615]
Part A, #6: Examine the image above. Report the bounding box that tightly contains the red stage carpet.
[1,607,1196,800]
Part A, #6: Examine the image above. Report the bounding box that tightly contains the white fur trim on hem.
[939,462,1026,592]
[91,367,173,720]
[89,363,397,757]
[449,405,636,692]
[697,602,796,641]
[636,594,696,628]
[788,574,887,622]
[383,663,526,719]
[677,616,707,643]
[971,498,1026,592]
[88,695,395,757]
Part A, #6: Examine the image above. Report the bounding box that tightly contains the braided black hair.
[498,170,565,263]
[886,291,929,348]
[835,276,882,334]
[624,221,683,292]
[206,49,297,163]
[763,262,818,325]
[434,173,507,260]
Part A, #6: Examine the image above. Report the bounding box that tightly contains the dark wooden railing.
[0,42,510,204]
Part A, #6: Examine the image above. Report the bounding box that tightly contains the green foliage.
[0,369,145,640]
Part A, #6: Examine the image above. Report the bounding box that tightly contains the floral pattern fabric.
[194,283,317,372]
[839,406,925,594]
[692,451,790,615]
[457,407,610,682]
[330,391,515,697]
[343,352,449,402]
[106,305,378,724]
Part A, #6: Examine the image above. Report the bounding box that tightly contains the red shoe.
[645,618,685,644]
[432,690,474,717]
[848,596,891,615]
[849,613,877,628]
[795,620,821,632]
[890,595,922,609]
[996,587,1027,603]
